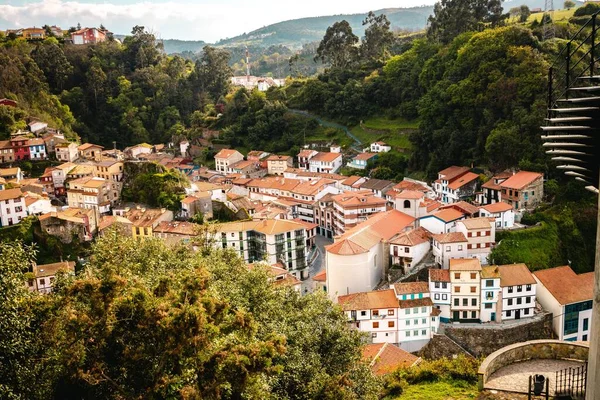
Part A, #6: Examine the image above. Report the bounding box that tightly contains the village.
[0,102,593,374]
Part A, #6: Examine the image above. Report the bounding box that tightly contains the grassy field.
[391,380,479,400]
[507,7,577,24]
[350,116,418,150]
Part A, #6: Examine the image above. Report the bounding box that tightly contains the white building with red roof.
[308,151,343,174]
[479,202,515,229]
[214,149,244,174]
[431,232,468,269]
[429,269,452,322]
[419,208,466,235]
[0,188,26,227]
[456,217,496,265]
[390,227,431,270]
[434,166,480,204]
[369,141,391,153]
[331,190,387,235]
[326,209,415,300]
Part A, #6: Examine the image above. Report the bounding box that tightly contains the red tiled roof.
[429,268,451,282]
[395,190,424,200]
[338,289,399,310]
[534,266,594,305]
[215,148,243,159]
[362,343,419,375]
[447,172,479,190]
[449,258,482,271]
[390,227,430,246]
[439,201,479,216]
[393,282,429,295]
[500,171,543,190]
[354,152,378,161]
[431,208,465,223]
[312,152,341,162]
[439,166,470,181]
[398,297,433,309]
[480,202,513,213]
[497,264,536,287]
[313,269,326,282]
[431,232,467,244]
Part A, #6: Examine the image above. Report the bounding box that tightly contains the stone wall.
[419,334,474,360]
[444,312,554,358]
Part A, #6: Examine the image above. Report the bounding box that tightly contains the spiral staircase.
[544,12,600,193]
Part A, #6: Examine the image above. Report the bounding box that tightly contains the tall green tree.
[315,20,359,69]
[361,11,395,62]
[194,45,232,102]
[31,37,73,91]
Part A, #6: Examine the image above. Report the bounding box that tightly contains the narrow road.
[301,234,333,294]
[288,109,363,151]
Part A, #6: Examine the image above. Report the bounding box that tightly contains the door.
[453,311,460,321]
[515,310,521,320]
[491,312,496,322]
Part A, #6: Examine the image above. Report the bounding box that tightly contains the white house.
[0,188,27,227]
[309,152,343,174]
[419,208,466,234]
[394,190,427,219]
[28,120,48,134]
[480,265,501,323]
[534,266,594,341]
[340,175,367,192]
[55,142,79,162]
[326,210,415,300]
[339,289,401,344]
[27,261,75,294]
[24,192,55,216]
[479,202,515,230]
[429,269,452,322]
[497,263,537,321]
[347,153,378,170]
[434,166,479,204]
[431,232,468,269]
[370,141,391,153]
[456,217,496,266]
[390,227,431,270]
[214,149,244,174]
[180,140,189,157]
[124,143,153,159]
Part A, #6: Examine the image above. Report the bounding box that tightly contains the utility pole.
[542,0,555,41]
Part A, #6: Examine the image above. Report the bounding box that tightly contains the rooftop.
[431,231,467,244]
[533,266,594,305]
[481,265,501,279]
[393,282,429,295]
[0,188,23,201]
[215,148,243,159]
[338,289,399,310]
[362,343,419,375]
[311,151,341,162]
[438,166,470,181]
[430,208,465,223]
[331,190,386,208]
[216,219,307,236]
[353,152,378,161]
[449,258,482,271]
[390,227,430,246]
[78,143,104,151]
[154,221,198,236]
[500,171,543,190]
[360,178,395,191]
[398,297,434,309]
[395,190,424,200]
[33,261,75,278]
[459,217,494,230]
[480,202,513,213]
[429,268,451,282]
[439,201,479,215]
[447,172,479,190]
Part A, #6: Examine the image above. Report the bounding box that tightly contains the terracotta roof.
[459,217,494,230]
[440,201,479,216]
[291,218,318,230]
[482,172,512,190]
[431,308,442,317]
[313,269,326,282]
[431,232,467,244]
[362,343,419,375]
[266,154,291,161]
[33,261,75,278]
[481,265,501,279]
[123,208,171,228]
[311,152,341,162]
[98,215,132,231]
[332,190,386,208]
[298,149,317,158]
[354,152,378,161]
[534,266,594,305]
[229,160,255,170]
[248,177,300,192]
[341,175,364,187]
[215,148,243,159]
[154,221,198,236]
[393,282,429,295]
[395,190,424,200]
[0,167,20,177]
[392,180,429,193]
[500,171,543,190]
[391,227,430,246]
[291,178,335,196]
[494,263,536,287]
[430,208,465,223]
[480,202,513,213]
[78,143,104,151]
[398,297,434,309]
[247,150,269,158]
[0,140,12,149]
[338,289,399,310]
[429,268,451,282]
[449,258,482,271]
[0,188,23,201]
[326,210,415,255]
[447,172,479,190]
[438,166,470,181]
[27,138,45,146]
[360,178,395,191]
[422,198,442,213]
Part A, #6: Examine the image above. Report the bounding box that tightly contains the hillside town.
[0,107,594,374]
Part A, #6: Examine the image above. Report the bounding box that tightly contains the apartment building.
[429,269,452,322]
[498,264,537,321]
[308,152,343,174]
[266,155,293,175]
[456,217,495,265]
[0,188,27,227]
[449,258,482,322]
[431,232,468,269]
[433,166,479,204]
[66,177,112,213]
[480,265,501,323]
[51,162,76,196]
[214,149,244,174]
[419,208,466,234]
[331,190,387,235]
[55,142,79,162]
[390,227,431,270]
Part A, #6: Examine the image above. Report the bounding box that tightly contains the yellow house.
[23,27,45,40]
[449,258,482,322]
[114,206,173,239]
[78,143,104,161]
[94,160,124,204]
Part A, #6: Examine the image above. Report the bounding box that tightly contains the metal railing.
[555,362,587,399]
[548,11,600,113]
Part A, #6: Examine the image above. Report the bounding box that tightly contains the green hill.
[215,6,433,49]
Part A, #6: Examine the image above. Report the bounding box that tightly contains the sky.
[0,0,438,42]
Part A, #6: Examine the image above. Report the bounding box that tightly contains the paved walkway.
[485,359,586,395]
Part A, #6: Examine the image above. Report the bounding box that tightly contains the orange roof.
[266,154,291,161]
[534,266,594,305]
[215,148,243,159]
[449,258,482,271]
[422,198,442,213]
[313,269,326,282]
[392,180,429,193]
[393,282,429,295]
[500,171,543,190]
[291,218,318,230]
[459,217,494,230]
[362,343,419,375]
[431,232,467,244]
[429,268,451,282]
[338,289,399,310]
[495,264,536,287]
[481,265,501,279]
[248,177,300,192]
[482,172,512,190]
[154,221,198,236]
[431,208,465,223]
[298,149,317,158]
[326,210,415,255]
[439,201,479,216]
[341,175,364,187]
[78,143,104,151]
[480,202,513,213]
[395,190,424,200]
[439,166,470,181]
[354,152,378,161]
[331,190,386,208]
[390,227,430,246]
[181,196,199,205]
[398,297,434,309]
[27,138,45,146]
[311,152,341,162]
[447,172,479,190]
[291,178,335,196]
[0,188,23,201]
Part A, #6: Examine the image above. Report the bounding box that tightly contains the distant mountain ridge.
[214,6,434,49]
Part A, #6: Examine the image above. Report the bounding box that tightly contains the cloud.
[0,0,434,42]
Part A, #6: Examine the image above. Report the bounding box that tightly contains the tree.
[31,38,73,91]
[564,0,575,9]
[361,11,395,62]
[427,0,509,43]
[194,46,232,102]
[519,5,531,23]
[315,20,359,69]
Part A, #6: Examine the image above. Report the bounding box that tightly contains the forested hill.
[215,6,433,49]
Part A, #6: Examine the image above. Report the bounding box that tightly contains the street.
[301,234,332,294]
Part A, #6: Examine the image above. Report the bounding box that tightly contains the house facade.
[308,152,343,174]
[10,136,30,160]
[66,177,112,213]
[500,171,544,210]
[434,166,479,204]
[27,138,47,160]
[78,143,104,161]
[449,258,482,322]
[347,153,378,169]
[331,190,387,235]
[479,202,515,229]
[71,27,107,44]
[214,149,244,174]
[27,261,75,294]
[370,142,391,153]
[390,227,431,270]
[0,140,14,163]
[497,263,537,321]
[456,217,496,266]
[266,155,293,175]
[0,188,27,227]
[431,232,468,269]
[56,142,79,162]
[429,269,452,322]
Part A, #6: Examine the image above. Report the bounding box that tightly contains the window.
[422,318,427,324]
[414,319,418,325]
[467,244,472,249]
[526,284,532,291]
[403,200,411,209]
[405,247,409,253]
[583,318,589,331]
[526,297,531,304]
[405,308,411,315]
[372,333,377,338]
[485,303,492,309]
[524,308,530,315]
[446,246,451,251]
[414,330,418,336]
[422,330,427,336]
[462,311,468,319]
[406,320,410,326]
[442,294,448,300]
[388,321,395,328]
[454,287,460,293]
[388,309,394,316]
[485,231,490,236]
[472,299,478,307]
[506,310,512,317]
[470,286,476,293]
[462,299,468,306]
[517,298,522,305]
[360,311,367,316]
[467,232,472,238]
[508,299,513,306]
[373,310,379,316]
[470,273,476,279]
[435,282,440,288]
[517,285,522,292]
[39,278,45,285]
[508,286,513,293]
[471,311,477,318]
[421,307,426,313]
[413,308,419,313]
[454,272,461,279]
[406,331,411,337]
[454,298,459,306]
[433,293,440,300]
[442,282,448,289]
[583,335,588,341]
[373,322,379,328]
[458,245,463,251]
[486,280,494,287]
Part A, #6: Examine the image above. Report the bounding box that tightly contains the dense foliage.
[0,236,379,399]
